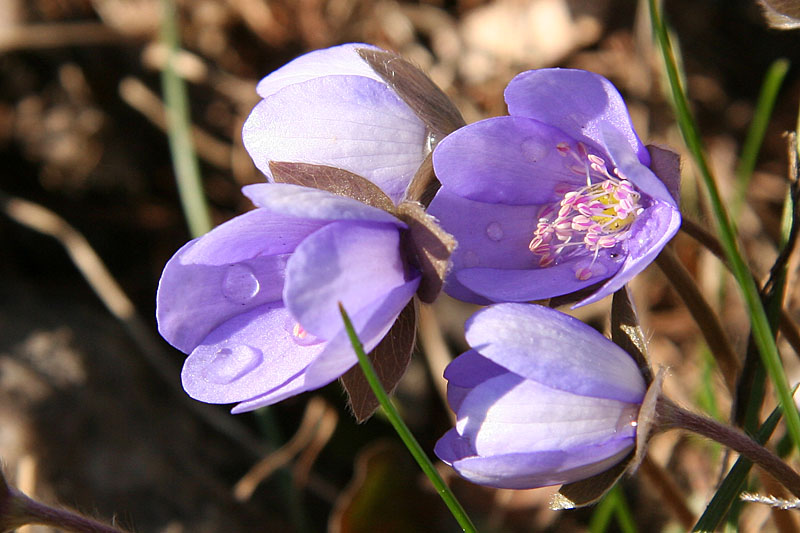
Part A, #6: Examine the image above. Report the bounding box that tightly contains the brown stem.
[1,472,124,533]
[655,246,740,391]
[656,398,800,498]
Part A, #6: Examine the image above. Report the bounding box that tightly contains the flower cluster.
[157,44,680,496]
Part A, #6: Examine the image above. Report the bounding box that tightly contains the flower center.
[528,146,643,281]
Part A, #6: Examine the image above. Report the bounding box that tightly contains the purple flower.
[242,43,436,205]
[428,68,681,306]
[435,303,646,489]
[156,183,420,413]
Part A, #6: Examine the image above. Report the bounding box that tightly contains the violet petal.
[444,441,634,490]
[444,350,508,412]
[181,304,325,404]
[156,218,298,353]
[303,278,420,384]
[504,69,649,165]
[255,43,382,98]
[465,303,646,403]
[243,76,427,204]
[431,116,584,205]
[455,253,620,303]
[455,373,638,456]
[284,220,410,339]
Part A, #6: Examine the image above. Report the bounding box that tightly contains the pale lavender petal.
[577,201,681,307]
[177,207,320,266]
[432,116,584,204]
[242,183,403,227]
[243,76,427,203]
[434,428,475,465]
[231,278,418,413]
[181,304,325,404]
[444,350,508,412]
[284,220,411,339]
[157,241,290,353]
[465,304,646,403]
[303,279,419,384]
[455,373,638,456]
[504,69,649,165]
[441,440,634,490]
[455,252,622,303]
[429,189,547,302]
[230,369,312,413]
[255,43,382,98]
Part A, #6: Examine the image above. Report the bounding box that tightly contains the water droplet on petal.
[283,316,325,347]
[202,345,263,384]
[222,264,260,304]
[485,222,503,241]
[615,404,640,436]
[424,129,442,155]
[521,138,547,162]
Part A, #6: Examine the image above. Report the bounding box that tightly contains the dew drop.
[222,264,260,304]
[485,222,504,241]
[202,345,263,384]
[283,317,325,347]
[521,138,547,162]
[615,404,640,436]
[424,129,442,155]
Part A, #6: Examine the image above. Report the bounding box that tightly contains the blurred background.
[2,0,800,531]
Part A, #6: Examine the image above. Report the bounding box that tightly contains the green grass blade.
[648,0,800,453]
[733,59,790,217]
[339,304,478,533]
[590,485,637,533]
[160,0,213,238]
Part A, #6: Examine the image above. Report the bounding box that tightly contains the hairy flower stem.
[655,398,800,498]
[0,473,124,533]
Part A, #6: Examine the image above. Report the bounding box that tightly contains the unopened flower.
[157,183,420,412]
[429,68,681,306]
[435,303,646,489]
[243,43,462,205]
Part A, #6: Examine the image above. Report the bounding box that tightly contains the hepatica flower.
[429,68,681,306]
[435,303,646,489]
[243,43,463,205]
[156,183,420,413]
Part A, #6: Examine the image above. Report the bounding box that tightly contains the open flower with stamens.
[435,303,647,489]
[156,183,420,413]
[428,68,681,306]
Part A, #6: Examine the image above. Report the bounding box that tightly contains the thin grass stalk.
[339,304,478,533]
[732,59,790,217]
[160,0,212,238]
[589,484,637,533]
